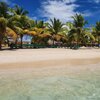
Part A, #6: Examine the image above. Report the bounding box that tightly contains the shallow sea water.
[0,64,100,100]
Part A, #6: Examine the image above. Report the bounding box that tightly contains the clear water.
[0,64,100,100]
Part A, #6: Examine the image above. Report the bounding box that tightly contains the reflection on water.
[0,64,100,100]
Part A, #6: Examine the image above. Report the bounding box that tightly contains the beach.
[0,48,100,100]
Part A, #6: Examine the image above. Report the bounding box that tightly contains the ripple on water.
[0,64,100,100]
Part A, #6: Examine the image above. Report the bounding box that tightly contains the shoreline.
[0,57,100,69]
[0,48,100,69]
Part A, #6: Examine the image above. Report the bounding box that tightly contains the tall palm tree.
[68,14,88,48]
[17,16,31,48]
[8,5,30,48]
[72,13,87,28]
[95,22,100,46]
[92,21,100,47]
[47,18,63,45]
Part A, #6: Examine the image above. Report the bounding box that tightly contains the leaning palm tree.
[0,17,18,49]
[8,13,31,48]
[0,17,7,49]
[47,18,63,45]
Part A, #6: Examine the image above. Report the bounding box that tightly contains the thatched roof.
[24,29,37,36]
[39,33,51,38]
[6,27,17,40]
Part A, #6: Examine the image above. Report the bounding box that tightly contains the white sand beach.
[0,48,100,66]
[0,48,100,100]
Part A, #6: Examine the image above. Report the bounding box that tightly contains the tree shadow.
[0,48,18,51]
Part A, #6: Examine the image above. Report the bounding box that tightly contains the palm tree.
[95,21,100,47]
[72,13,87,28]
[0,2,9,18]
[33,20,44,28]
[0,17,7,49]
[10,5,28,16]
[0,2,19,48]
[47,18,63,45]
[8,5,30,48]
[68,14,88,49]
[8,15,32,48]
[66,22,74,31]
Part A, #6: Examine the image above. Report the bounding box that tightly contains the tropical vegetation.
[0,1,100,50]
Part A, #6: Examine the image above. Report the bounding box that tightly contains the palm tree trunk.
[15,39,17,49]
[0,41,2,50]
[53,39,55,46]
[76,39,79,49]
[6,38,10,47]
[52,35,55,46]
[98,36,100,48]
[20,35,23,48]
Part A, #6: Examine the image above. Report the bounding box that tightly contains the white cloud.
[0,0,10,4]
[95,0,100,3]
[82,10,92,17]
[0,0,15,6]
[30,16,38,20]
[39,0,78,22]
[89,0,100,3]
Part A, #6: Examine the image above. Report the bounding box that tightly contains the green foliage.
[0,17,7,49]
[95,21,100,32]
[72,13,88,28]
[0,17,7,33]
[9,5,28,16]
[0,2,9,18]
[48,18,63,35]
[68,14,95,46]
[93,21,100,44]
[66,22,74,30]
[33,20,44,28]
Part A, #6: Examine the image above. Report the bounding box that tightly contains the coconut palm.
[68,14,89,49]
[66,22,74,31]
[72,13,88,28]
[8,13,31,48]
[33,20,44,28]
[95,21,100,47]
[9,5,28,16]
[0,17,7,49]
[0,2,9,18]
[47,18,64,45]
[0,17,18,49]
[8,5,30,48]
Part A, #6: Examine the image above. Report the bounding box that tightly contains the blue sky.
[1,0,100,26]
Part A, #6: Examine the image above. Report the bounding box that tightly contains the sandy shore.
[0,48,100,67]
[0,48,100,100]
[0,48,100,77]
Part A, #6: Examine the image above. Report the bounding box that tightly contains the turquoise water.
[0,64,100,100]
